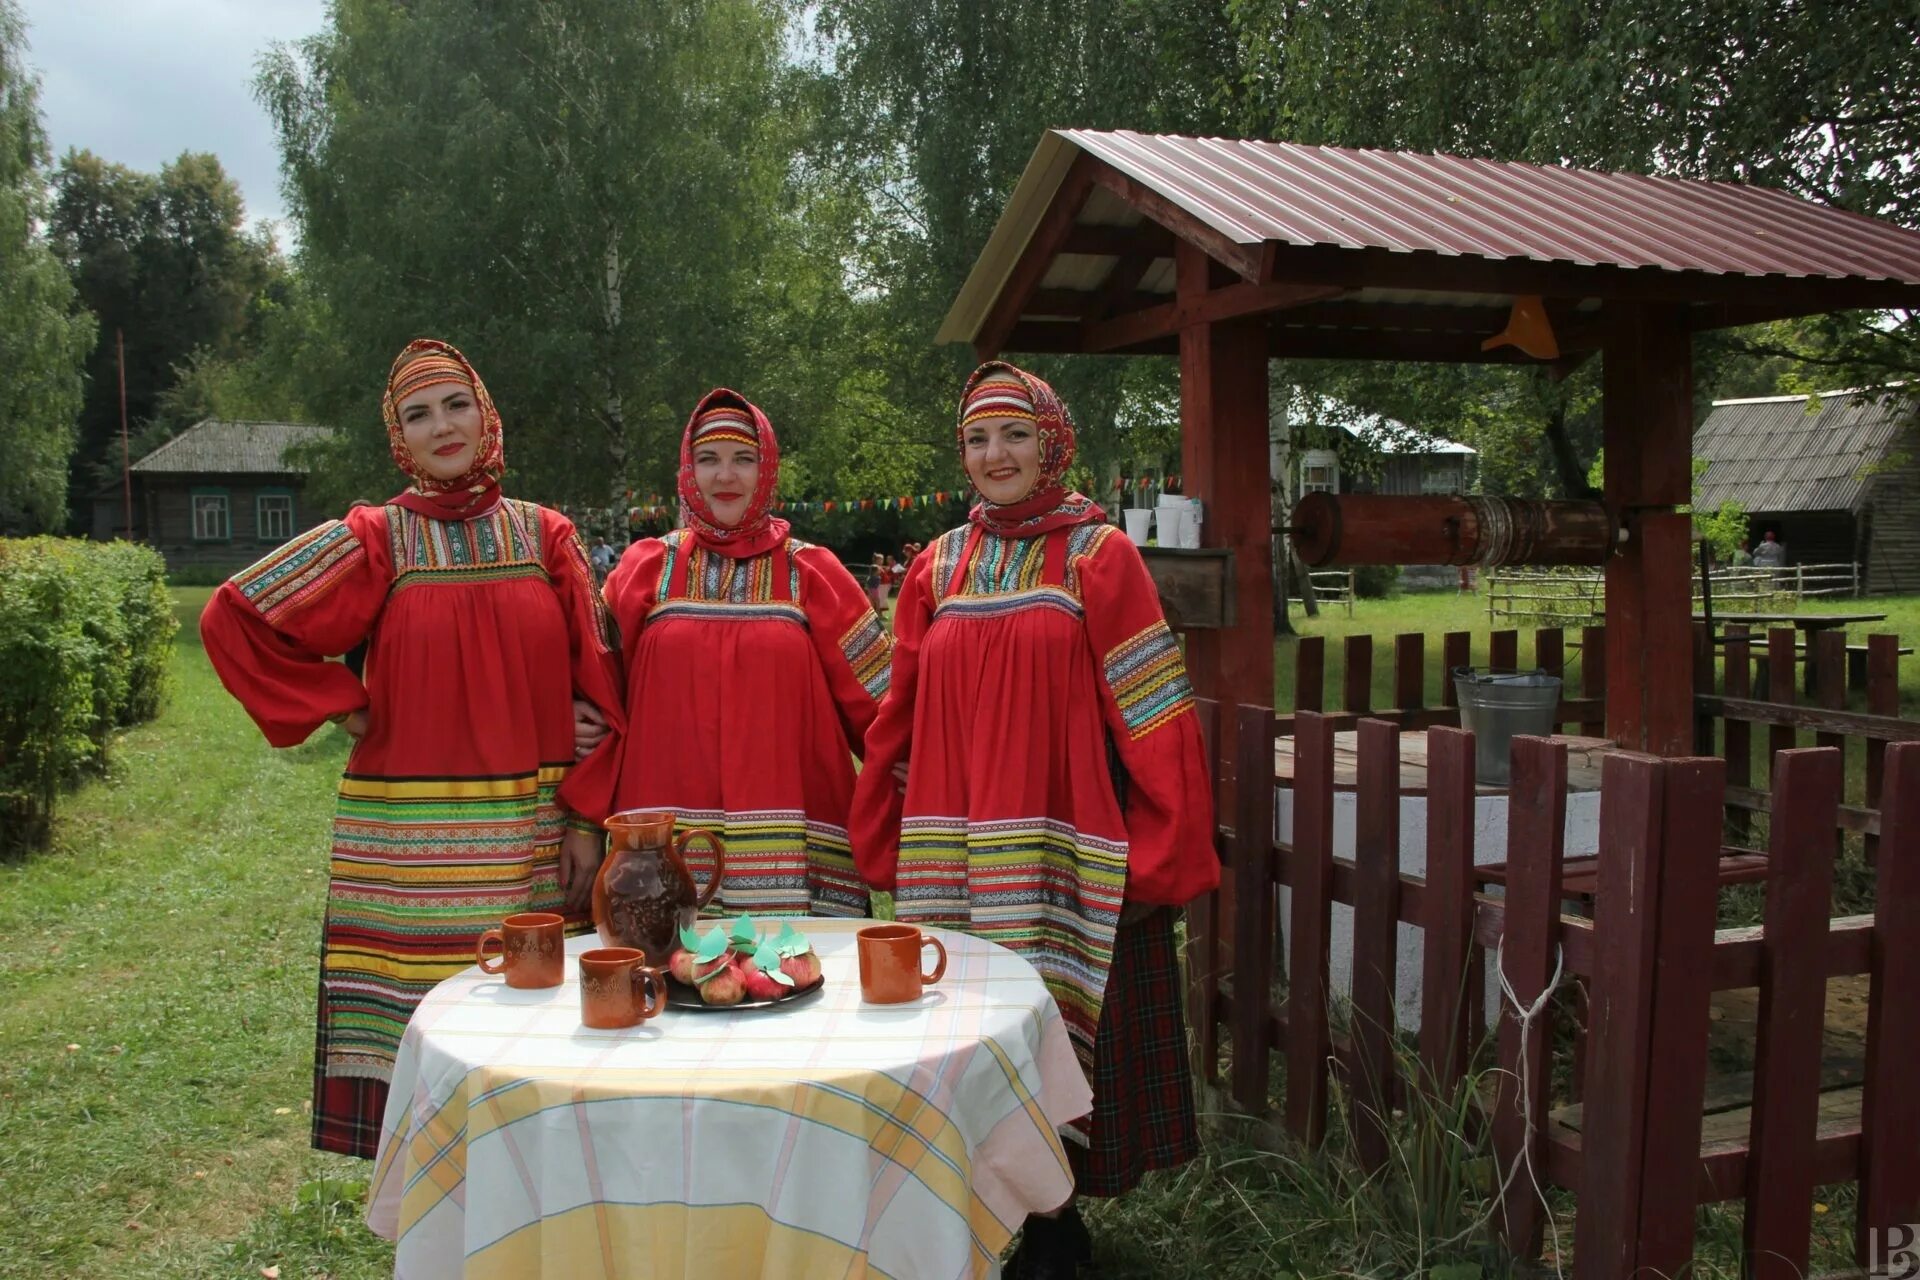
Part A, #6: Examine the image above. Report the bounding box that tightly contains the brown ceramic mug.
[579,947,666,1029]
[857,924,948,1004]
[475,912,565,989]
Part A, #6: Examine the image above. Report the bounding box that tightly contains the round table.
[366,919,1092,1280]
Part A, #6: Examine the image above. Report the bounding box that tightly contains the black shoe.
[1005,1207,1092,1279]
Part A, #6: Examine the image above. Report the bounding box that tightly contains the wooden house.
[1693,388,1920,592]
[92,419,335,572]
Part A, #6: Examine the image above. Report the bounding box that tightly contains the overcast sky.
[18,0,328,237]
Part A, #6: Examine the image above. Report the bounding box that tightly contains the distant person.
[1752,531,1787,567]
[200,338,625,1159]
[589,535,616,581]
[1729,538,1753,567]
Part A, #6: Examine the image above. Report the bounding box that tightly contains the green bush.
[1353,564,1400,599]
[0,538,176,853]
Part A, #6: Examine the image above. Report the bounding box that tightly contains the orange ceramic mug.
[857,924,948,1004]
[579,947,666,1029]
[475,912,565,989]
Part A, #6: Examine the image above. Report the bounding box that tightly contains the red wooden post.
[1492,736,1568,1258]
[1188,697,1225,1084]
[1864,634,1898,863]
[1394,633,1424,712]
[1813,630,1846,756]
[1744,747,1842,1279]
[1443,632,1471,709]
[1344,634,1373,715]
[1858,743,1920,1264]
[1420,725,1477,1092]
[1725,627,1753,843]
[1490,628,1518,673]
[1692,622,1717,755]
[1178,239,1273,714]
[1349,718,1402,1171]
[1284,710,1334,1145]
[1580,624,1607,738]
[1632,755,1723,1275]
[1601,301,1694,756]
[1230,703,1276,1116]
[1536,627,1565,727]
[1296,636,1325,713]
[1575,753,1667,1280]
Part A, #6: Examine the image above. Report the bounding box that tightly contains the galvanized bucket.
[1451,667,1562,786]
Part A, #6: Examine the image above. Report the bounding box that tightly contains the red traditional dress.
[201,341,624,1157]
[605,390,890,917]
[851,363,1218,1197]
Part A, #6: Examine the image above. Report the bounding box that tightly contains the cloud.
[18,0,326,236]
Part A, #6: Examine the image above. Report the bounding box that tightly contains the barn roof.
[1693,389,1915,515]
[131,420,333,475]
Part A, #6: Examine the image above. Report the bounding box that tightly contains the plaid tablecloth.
[366,920,1093,1279]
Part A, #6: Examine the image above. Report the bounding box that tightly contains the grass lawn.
[0,587,1895,1277]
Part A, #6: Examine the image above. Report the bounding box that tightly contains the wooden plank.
[1188,698,1224,1083]
[1769,629,1799,773]
[1082,278,1344,353]
[1858,742,1920,1264]
[1580,624,1607,737]
[1231,705,1278,1116]
[1633,756,1724,1276]
[1744,748,1842,1279]
[1393,633,1424,711]
[1813,630,1846,759]
[1344,634,1373,714]
[1864,634,1899,864]
[1294,636,1325,713]
[1491,736,1568,1257]
[1694,696,1920,743]
[1443,632,1471,707]
[1490,629,1518,673]
[1692,624,1717,755]
[1725,629,1754,844]
[1283,711,1333,1146]
[1347,719,1401,1172]
[1535,628,1565,722]
[1720,785,1881,837]
[1575,753,1666,1280]
[1419,726,1477,1093]
[1089,158,1267,284]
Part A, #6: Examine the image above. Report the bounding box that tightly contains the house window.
[1421,462,1458,494]
[257,492,294,541]
[191,490,231,541]
[1299,448,1340,496]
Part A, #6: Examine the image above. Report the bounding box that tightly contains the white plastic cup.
[1180,499,1203,548]
[1122,508,1153,545]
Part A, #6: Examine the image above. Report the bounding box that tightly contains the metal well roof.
[1693,390,1916,515]
[132,420,333,475]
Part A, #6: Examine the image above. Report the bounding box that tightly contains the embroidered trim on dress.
[232,520,363,625]
[1104,620,1195,740]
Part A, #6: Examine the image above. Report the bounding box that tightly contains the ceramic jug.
[592,809,726,963]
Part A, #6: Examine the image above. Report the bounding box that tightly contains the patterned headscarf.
[382,339,504,517]
[957,360,1102,537]
[677,388,789,559]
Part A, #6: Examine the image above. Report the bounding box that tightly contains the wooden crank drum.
[1288,493,1614,568]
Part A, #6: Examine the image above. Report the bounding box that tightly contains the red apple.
[779,951,821,989]
[741,963,788,1001]
[698,956,746,1006]
[668,948,696,985]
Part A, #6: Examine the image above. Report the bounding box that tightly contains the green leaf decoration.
[728,915,758,946]
[692,955,733,986]
[693,929,730,963]
[753,941,796,986]
[773,922,811,958]
[678,926,703,952]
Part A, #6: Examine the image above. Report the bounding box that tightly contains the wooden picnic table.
[1695,612,1892,696]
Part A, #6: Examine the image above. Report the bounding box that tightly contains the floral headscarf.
[957,360,1102,537]
[677,388,789,559]
[382,338,504,518]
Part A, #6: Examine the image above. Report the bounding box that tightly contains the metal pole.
[118,328,131,539]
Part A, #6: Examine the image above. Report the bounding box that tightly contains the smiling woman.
[197,338,627,1160]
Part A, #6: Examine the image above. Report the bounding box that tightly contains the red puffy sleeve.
[794,544,892,756]
[199,504,392,748]
[601,536,666,647]
[1077,531,1221,906]
[848,549,933,892]
[539,508,627,828]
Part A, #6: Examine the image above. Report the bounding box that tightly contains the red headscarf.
[957,360,1103,538]
[383,339,504,519]
[677,388,790,559]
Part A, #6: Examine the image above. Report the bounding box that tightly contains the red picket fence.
[1187,702,1920,1278]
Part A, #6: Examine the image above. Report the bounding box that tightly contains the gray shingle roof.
[130,419,333,475]
[1693,390,1915,515]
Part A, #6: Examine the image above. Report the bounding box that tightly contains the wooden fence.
[1486,562,1862,624]
[1187,626,1920,1276]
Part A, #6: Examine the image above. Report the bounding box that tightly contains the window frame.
[256,488,295,541]
[190,487,232,542]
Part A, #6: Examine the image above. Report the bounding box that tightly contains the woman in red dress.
[850,362,1218,1277]
[597,390,890,916]
[201,340,625,1157]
